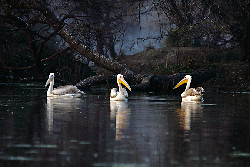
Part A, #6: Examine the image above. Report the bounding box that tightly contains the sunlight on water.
[79,141,91,145]
[230,152,250,157]
[7,144,58,148]
[0,86,250,166]
[92,162,149,167]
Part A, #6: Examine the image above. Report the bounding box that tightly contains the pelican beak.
[173,78,188,89]
[45,76,53,87]
[118,78,131,91]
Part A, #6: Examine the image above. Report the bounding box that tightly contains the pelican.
[110,74,131,101]
[173,75,204,102]
[45,73,84,98]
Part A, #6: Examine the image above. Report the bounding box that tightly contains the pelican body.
[173,75,204,102]
[110,74,131,101]
[45,73,84,98]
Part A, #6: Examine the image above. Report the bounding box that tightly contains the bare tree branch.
[1,47,71,70]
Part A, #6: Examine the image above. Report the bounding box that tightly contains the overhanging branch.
[1,47,71,70]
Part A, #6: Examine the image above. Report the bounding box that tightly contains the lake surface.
[0,85,250,166]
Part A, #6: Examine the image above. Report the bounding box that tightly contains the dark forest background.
[0,0,249,87]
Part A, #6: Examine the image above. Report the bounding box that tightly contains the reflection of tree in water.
[110,101,131,141]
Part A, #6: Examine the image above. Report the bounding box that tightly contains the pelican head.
[117,74,131,91]
[45,73,54,87]
[173,75,192,90]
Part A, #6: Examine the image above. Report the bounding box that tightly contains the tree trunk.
[108,36,116,59]
[39,3,216,91]
[25,33,44,76]
[4,14,44,76]
[239,39,250,62]
[96,32,104,55]
[40,5,133,76]
[76,69,216,91]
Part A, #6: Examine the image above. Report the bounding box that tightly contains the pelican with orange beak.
[173,75,204,102]
[110,74,131,101]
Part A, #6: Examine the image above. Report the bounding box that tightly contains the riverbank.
[203,63,250,92]
[95,47,250,92]
[1,47,249,93]
[122,47,250,92]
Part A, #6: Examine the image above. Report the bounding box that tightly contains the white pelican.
[110,74,131,101]
[45,73,84,98]
[173,75,204,102]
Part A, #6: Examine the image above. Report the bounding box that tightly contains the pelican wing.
[181,88,205,98]
[181,88,196,98]
[52,85,81,95]
[196,87,205,94]
[110,88,117,98]
[122,88,128,98]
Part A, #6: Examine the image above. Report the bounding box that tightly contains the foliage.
[154,62,196,76]
[0,0,126,80]
[165,25,203,47]
[43,52,95,84]
[0,28,94,82]
[157,0,250,62]
[206,49,240,64]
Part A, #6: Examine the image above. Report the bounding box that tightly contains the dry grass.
[118,47,208,75]
[92,46,250,92]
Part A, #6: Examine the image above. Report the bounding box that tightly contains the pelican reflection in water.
[45,73,84,98]
[176,101,203,141]
[46,97,81,133]
[110,101,131,140]
[46,97,54,133]
[173,75,205,102]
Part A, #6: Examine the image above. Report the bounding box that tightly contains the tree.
[70,0,122,59]
[0,0,215,90]
[156,0,250,61]
[0,0,133,75]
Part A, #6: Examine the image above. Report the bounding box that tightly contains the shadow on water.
[0,85,250,166]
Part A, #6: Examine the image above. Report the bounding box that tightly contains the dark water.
[0,85,250,166]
